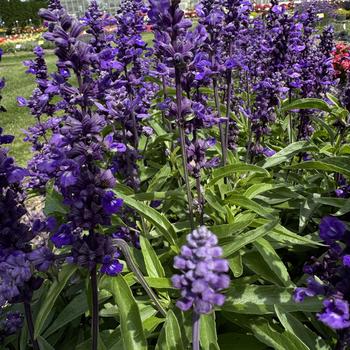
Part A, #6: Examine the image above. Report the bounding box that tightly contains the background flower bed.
[0,0,350,349]
[0,33,54,54]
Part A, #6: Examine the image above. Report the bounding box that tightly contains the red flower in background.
[333,42,350,82]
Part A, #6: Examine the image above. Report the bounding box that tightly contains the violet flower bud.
[102,191,123,215]
[319,216,347,244]
[317,298,350,330]
[51,224,74,248]
[1,312,23,336]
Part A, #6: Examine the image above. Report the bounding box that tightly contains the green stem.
[210,33,227,166]
[245,71,253,163]
[196,176,204,225]
[90,266,99,350]
[124,67,139,148]
[288,113,294,145]
[224,42,233,153]
[213,78,227,166]
[175,67,194,230]
[288,90,293,145]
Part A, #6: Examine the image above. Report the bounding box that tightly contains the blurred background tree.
[0,0,47,30]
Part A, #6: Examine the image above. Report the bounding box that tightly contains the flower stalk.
[192,311,200,350]
[90,266,99,350]
[212,70,227,166]
[24,301,40,350]
[175,68,195,230]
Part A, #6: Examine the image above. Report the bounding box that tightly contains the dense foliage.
[0,0,47,28]
[1,0,350,349]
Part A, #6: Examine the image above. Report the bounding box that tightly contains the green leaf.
[225,194,276,220]
[218,332,267,350]
[114,190,178,249]
[244,183,284,199]
[267,222,322,247]
[311,115,336,143]
[20,320,29,350]
[250,319,309,350]
[200,313,220,350]
[280,98,331,113]
[140,236,169,300]
[144,277,174,289]
[211,213,256,238]
[155,310,184,350]
[43,292,87,337]
[98,335,108,350]
[326,93,341,107]
[34,265,77,339]
[133,191,183,201]
[204,188,227,215]
[287,157,350,177]
[274,306,330,350]
[263,142,317,169]
[44,181,68,216]
[43,288,113,339]
[299,194,321,232]
[243,251,285,285]
[251,219,321,247]
[76,336,108,350]
[228,254,243,278]
[147,164,172,192]
[254,238,293,287]
[143,316,165,336]
[37,336,55,350]
[313,197,347,208]
[108,275,147,350]
[208,164,269,186]
[140,236,165,278]
[334,198,350,216]
[223,285,322,314]
[222,220,279,258]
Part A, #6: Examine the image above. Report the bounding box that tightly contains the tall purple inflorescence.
[0,77,5,112]
[0,124,54,307]
[172,226,230,314]
[0,312,23,340]
[294,216,350,347]
[294,5,335,140]
[25,0,126,278]
[81,0,114,53]
[105,0,155,190]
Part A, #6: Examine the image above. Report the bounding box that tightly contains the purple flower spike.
[101,255,123,276]
[104,133,127,153]
[1,312,23,335]
[172,226,230,314]
[0,127,15,145]
[27,246,55,272]
[51,224,74,248]
[319,216,347,244]
[102,191,123,215]
[17,97,28,107]
[317,298,350,330]
[343,255,350,267]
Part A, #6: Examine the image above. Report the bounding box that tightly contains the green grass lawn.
[0,52,57,166]
[0,32,154,166]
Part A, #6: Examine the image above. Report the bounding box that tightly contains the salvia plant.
[2,0,350,349]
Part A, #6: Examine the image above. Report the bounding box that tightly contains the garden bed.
[0,0,349,349]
